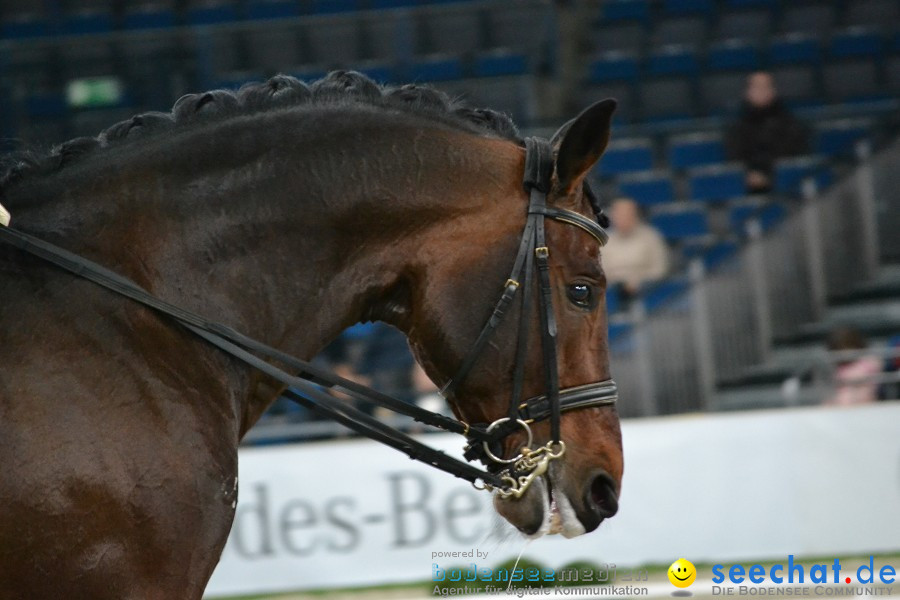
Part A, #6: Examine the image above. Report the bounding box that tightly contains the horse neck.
[8,109,523,429]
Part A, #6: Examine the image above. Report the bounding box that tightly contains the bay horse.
[0,71,622,598]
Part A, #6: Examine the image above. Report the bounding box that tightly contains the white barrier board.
[206,403,900,597]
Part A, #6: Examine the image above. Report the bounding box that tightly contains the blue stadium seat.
[601,0,650,23]
[1,13,49,38]
[830,27,882,59]
[729,200,786,234]
[714,9,771,42]
[370,0,417,8]
[723,0,778,7]
[683,240,739,270]
[668,133,725,169]
[409,55,463,82]
[780,4,835,35]
[25,93,67,118]
[647,45,700,76]
[247,0,300,20]
[606,284,623,315]
[589,52,640,83]
[846,0,899,28]
[618,170,676,206]
[355,61,394,83]
[596,138,655,176]
[652,16,708,49]
[773,156,832,195]
[708,39,761,70]
[595,23,645,54]
[608,321,633,344]
[311,0,357,13]
[642,279,690,312]
[639,78,695,121]
[769,33,821,65]
[688,164,745,202]
[473,51,527,77]
[822,60,882,103]
[63,9,114,35]
[123,5,176,29]
[663,0,715,16]
[188,2,238,25]
[814,120,870,157]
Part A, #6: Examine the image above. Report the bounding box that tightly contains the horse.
[0,71,622,599]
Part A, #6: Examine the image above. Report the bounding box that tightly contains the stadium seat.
[780,4,835,35]
[822,60,881,103]
[728,199,786,235]
[486,5,547,52]
[830,27,883,59]
[845,0,899,28]
[606,284,623,315]
[642,278,690,312]
[773,156,832,195]
[814,120,871,157]
[707,39,761,71]
[663,0,715,17]
[409,55,463,82]
[473,50,527,77]
[688,164,745,202]
[683,240,739,270]
[771,65,818,105]
[25,93,67,119]
[311,0,358,13]
[308,17,360,64]
[601,0,650,23]
[668,132,726,169]
[123,5,176,29]
[769,33,821,65]
[699,71,746,114]
[594,23,646,54]
[354,60,394,83]
[886,56,900,95]
[1,12,49,38]
[369,0,416,9]
[63,9,114,35]
[246,0,300,20]
[421,8,482,55]
[618,170,676,206]
[723,0,778,8]
[187,1,238,25]
[246,23,302,72]
[652,16,708,49]
[589,51,640,83]
[596,138,655,176]
[714,9,771,42]
[639,78,695,121]
[647,45,700,76]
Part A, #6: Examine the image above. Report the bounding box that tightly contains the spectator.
[825,326,882,406]
[726,71,809,194]
[603,197,670,297]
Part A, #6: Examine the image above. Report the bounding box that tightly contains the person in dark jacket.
[726,71,809,194]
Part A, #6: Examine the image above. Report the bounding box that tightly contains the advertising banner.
[206,403,900,597]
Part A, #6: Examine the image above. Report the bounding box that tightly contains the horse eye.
[566,283,594,309]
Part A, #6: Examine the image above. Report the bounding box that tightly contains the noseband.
[440,137,618,498]
[0,136,616,500]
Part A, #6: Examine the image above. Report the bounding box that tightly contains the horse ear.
[551,99,617,195]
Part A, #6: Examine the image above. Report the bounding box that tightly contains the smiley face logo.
[668,558,696,588]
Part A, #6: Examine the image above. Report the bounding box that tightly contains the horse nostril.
[587,472,619,519]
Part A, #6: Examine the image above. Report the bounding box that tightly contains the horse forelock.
[0,70,522,202]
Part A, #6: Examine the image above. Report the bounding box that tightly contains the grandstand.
[1,0,898,440]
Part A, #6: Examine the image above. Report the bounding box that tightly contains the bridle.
[0,136,617,500]
[441,137,618,497]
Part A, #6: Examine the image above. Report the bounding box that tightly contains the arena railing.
[611,136,897,418]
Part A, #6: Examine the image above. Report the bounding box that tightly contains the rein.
[0,137,617,498]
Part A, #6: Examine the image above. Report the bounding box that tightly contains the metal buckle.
[534,246,549,259]
[488,441,567,500]
[504,278,520,290]
[482,418,533,464]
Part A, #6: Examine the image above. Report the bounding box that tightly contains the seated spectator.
[603,197,670,297]
[825,326,882,406]
[726,71,809,194]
